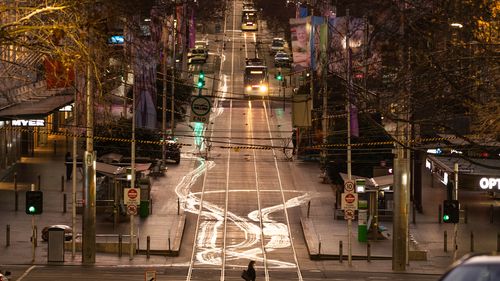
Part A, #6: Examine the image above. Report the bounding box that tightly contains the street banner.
[44,58,75,89]
[289,17,311,72]
[311,16,325,75]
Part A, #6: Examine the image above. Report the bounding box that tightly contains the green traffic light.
[199,72,204,79]
[443,214,450,221]
[197,81,203,88]
[28,206,36,214]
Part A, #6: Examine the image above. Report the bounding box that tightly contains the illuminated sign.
[479,178,500,190]
[12,119,45,127]
[108,35,124,44]
[427,148,442,155]
[59,104,73,112]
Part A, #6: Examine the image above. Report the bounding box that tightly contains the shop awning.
[0,94,73,120]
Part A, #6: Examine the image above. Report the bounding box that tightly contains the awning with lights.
[0,94,73,120]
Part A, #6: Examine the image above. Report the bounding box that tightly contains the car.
[274,51,291,67]
[438,253,500,281]
[194,40,209,50]
[41,225,73,241]
[164,140,181,164]
[188,48,208,64]
[270,37,286,55]
[0,271,11,281]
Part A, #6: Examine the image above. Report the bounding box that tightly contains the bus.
[241,9,258,31]
[244,59,268,96]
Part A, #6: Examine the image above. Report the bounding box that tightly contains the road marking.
[17,265,36,281]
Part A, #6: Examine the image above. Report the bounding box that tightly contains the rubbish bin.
[140,200,149,218]
[47,227,65,262]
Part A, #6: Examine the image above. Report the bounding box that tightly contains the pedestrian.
[291,129,297,155]
[246,260,256,281]
[65,152,72,181]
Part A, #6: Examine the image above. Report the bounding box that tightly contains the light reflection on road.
[178,60,311,268]
[174,157,314,268]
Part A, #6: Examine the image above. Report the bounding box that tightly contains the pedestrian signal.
[25,190,43,215]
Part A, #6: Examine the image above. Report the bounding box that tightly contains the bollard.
[53,140,57,155]
[444,230,448,252]
[168,237,171,252]
[464,205,468,224]
[63,194,67,213]
[118,234,123,257]
[497,233,500,252]
[14,173,18,211]
[6,225,10,247]
[339,240,343,263]
[470,231,474,252]
[14,190,18,212]
[367,242,371,262]
[412,203,416,224]
[177,198,180,215]
[318,241,321,256]
[438,204,442,224]
[150,198,153,215]
[307,201,311,218]
[37,175,41,191]
[490,205,494,224]
[147,236,150,259]
[61,176,65,192]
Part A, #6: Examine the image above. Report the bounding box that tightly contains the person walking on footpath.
[291,129,297,155]
[65,152,72,181]
[246,260,256,281]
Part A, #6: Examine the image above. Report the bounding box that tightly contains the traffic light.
[443,200,459,223]
[275,72,283,81]
[25,190,43,215]
[197,70,205,88]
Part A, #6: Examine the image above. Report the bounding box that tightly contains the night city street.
[0,0,498,280]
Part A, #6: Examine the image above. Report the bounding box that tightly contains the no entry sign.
[124,188,140,205]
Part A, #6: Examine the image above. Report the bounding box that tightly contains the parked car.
[0,271,11,281]
[270,37,285,55]
[438,253,500,281]
[164,140,181,164]
[274,51,291,67]
[188,48,208,64]
[41,225,73,241]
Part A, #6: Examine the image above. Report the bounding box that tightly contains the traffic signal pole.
[30,183,36,263]
[452,163,459,261]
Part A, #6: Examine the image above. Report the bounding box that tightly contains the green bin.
[139,200,149,218]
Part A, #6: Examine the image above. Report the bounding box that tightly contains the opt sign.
[124,188,140,205]
[479,178,500,190]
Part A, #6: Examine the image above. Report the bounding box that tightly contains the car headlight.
[246,86,252,92]
[259,85,268,92]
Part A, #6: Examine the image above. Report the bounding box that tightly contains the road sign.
[124,188,140,205]
[341,192,358,210]
[190,96,211,124]
[145,270,156,281]
[344,209,355,220]
[127,204,138,216]
[344,179,355,193]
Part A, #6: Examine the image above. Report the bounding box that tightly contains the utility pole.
[72,79,78,258]
[170,12,177,138]
[130,72,136,260]
[82,44,96,265]
[345,8,353,267]
[392,2,410,270]
[162,16,168,163]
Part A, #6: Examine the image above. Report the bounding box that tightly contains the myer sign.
[12,119,45,127]
[479,177,500,190]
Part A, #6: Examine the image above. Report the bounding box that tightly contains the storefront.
[426,154,500,197]
[0,94,74,173]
